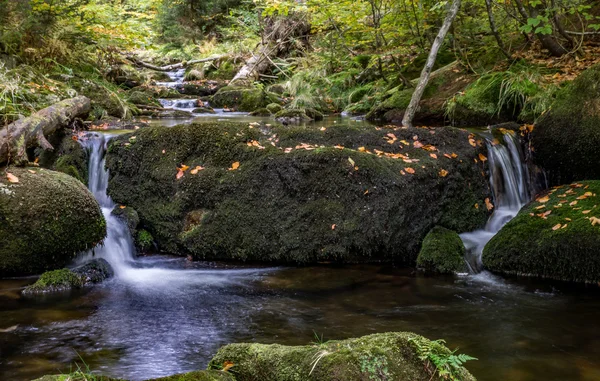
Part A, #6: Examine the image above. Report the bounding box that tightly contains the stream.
[1,74,600,381]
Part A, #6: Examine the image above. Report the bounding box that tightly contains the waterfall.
[460,131,535,273]
[79,133,136,275]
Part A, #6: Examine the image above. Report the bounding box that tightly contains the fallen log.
[130,55,225,72]
[0,96,91,165]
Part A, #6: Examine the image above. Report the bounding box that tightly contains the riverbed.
[1,258,600,381]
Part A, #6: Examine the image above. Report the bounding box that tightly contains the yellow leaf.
[348,157,355,166]
[179,165,190,172]
[537,196,550,203]
[222,361,234,372]
[478,153,488,162]
[119,205,126,209]
[190,166,205,175]
[469,138,477,147]
[439,169,448,177]
[6,173,19,183]
[430,153,438,159]
[229,162,240,171]
[474,203,479,209]
[358,147,366,152]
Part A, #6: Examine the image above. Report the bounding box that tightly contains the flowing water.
[460,132,538,273]
[1,74,599,381]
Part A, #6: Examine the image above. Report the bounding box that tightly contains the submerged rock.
[0,168,106,276]
[483,180,600,283]
[417,226,467,274]
[106,122,490,264]
[275,108,312,124]
[532,64,600,184]
[23,259,114,295]
[208,332,476,381]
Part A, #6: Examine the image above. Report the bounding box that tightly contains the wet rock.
[266,103,283,114]
[37,131,89,184]
[531,64,600,184]
[417,226,467,274]
[22,259,113,295]
[0,168,106,276]
[483,180,600,283]
[275,109,312,124]
[105,122,490,264]
[208,332,476,381]
[192,107,216,114]
[157,110,193,119]
[175,82,222,97]
[112,205,140,235]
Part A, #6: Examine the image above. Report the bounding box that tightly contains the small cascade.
[155,68,186,88]
[79,133,136,275]
[460,131,535,273]
[159,98,198,111]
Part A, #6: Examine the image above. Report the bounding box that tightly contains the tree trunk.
[402,0,461,128]
[0,96,90,166]
[485,0,512,59]
[230,44,276,85]
[129,55,225,72]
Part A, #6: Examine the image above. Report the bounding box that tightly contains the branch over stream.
[0,96,90,166]
[128,55,226,72]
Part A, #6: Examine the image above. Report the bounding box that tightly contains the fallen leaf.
[331,224,336,230]
[348,157,355,166]
[485,198,494,211]
[176,170,184,180]
[413,141,424,149]
[474,203,479,209]
[6,173,18,183]
[469,138,477,147]
[552,224,562,231]
[537,196,550,203]
[439,169,448,177]
[222,361,234,372]
[570,200,578,206]
[358,147,366,152]
[583,210,591,214]
[405,167,415,174]
[590,217,600,226]
[320,127,327,132]
[190,166,205,175]
[119,205,126,209]
[229,162,240,171]
[28,170,36,174]
[162,149,166,154]
[478,153,488,162]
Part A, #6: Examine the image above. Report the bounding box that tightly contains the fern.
[409,337,477,381]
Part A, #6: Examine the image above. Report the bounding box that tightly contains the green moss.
[483,180,600,283]
[266,103,283,114]
[193,107,216,114]
[249,108,271,116]
[206,61,239,81]
[137,230,154,252]
[128,90,161,107]
[417,226,467,274]
[208,332,476,381]
[24,268,83,293]
[105,122,490,264]
[211,86,279,111]
[37,132,89,184]
[532,64,600,184]
[112,206,140,235]
[33,374,122,381]
[146,370,234,381]
[0,168,106,276]
[274,108,312,122]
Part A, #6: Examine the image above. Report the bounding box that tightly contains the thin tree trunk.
[513,0,568,56]
[485,0,512,59]
[129,55,225,72]
[0,96,90,165]
[402,0,461,128]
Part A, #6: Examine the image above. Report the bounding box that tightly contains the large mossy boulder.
[531,64,600,184]
[211,86,279,111]
[106,122,490,264]
[37,131,89,184]
[483,181,600,283]
[208,332,476,381]
[0,168,106,276]
[417,226,467,274]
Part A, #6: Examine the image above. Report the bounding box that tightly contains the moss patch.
[211,86,279,111]
[532,64,600,184]
[37,132,89,184]
[208,332,476,381]
[146,370,234,381]
[106,122,490,264]
[0,168,106,276]
[417,226,467,274]
[483,180,600,283]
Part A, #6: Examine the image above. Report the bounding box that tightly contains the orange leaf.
[358,147,366,152]
[469,138,477,147]
[179,165,190,172]
[485,198,494,211]
[176,170,184,180]
[430,153,438,159]
[404,167,415,174]
[119,205,126,209]
[552,224,561,231]
[229,162,240,171]
[190,166,205,175]
[331,224,336,230]
[479,153,488,162]
[537,196,550,203]
[413,141,424,148]
[6,173,19,183]
[439,169,448,177]
[222,361,234,372]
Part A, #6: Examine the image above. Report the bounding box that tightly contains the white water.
[155,68,186,88]
[460,132,533,273]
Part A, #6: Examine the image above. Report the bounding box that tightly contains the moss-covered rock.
[33,375,122,381]
[483,181,600,283]
[22,258,113,294]
[249,108,271,116]
[112,206,140,235]
[128,90,161,107]
[208,332,476,381]
[0,168,106,276]
[417,226,467,274]
[366,64,473,125]
[37,131,89,184]
[274,109,312,124]
[193,107,216,114]
[304,108,324,121]
[176,83,218,97]
[211,86,279,112]
[266,103,283,114]
[146,370,235,381]
[106,122,490,264]
[532,64,600,184]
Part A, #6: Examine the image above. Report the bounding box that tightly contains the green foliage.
[409,337,477,381]
[137,229,154,252]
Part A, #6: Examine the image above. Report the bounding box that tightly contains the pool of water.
[1,258,599,381]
